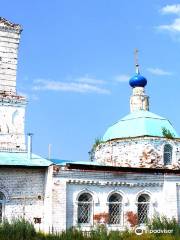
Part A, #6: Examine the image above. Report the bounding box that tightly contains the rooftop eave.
[103,135,180,143]
[64,163,180,174]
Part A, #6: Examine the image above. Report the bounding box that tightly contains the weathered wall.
[52,168,180,231]
[0,167,48,231]
[130,87,149,112]
[0,18,22,94]
[0,18,26,151]
[93,137,180,169]
[0,98,26,150]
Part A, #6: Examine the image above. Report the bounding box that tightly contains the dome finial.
[129,49,147,88]
[134,48,140,74]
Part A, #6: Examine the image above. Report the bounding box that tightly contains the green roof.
[103,110,179,141]
[0,152,52,167]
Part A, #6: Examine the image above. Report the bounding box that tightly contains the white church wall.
[52,168,180,231]
[0,101,26,150]
[0,167,46,231]
[43,165,53,233]
[162,175,179,220]
[66,184,162,231]
[52,176,67,232]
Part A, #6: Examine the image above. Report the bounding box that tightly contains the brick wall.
[93,137,180,169]
[0,167,47,231]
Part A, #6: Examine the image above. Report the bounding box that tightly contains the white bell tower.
[0,18,26,151]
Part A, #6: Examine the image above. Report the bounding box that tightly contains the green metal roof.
[103,110,179,141]
[0,152,52,167]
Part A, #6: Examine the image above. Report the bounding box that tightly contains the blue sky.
[1,0,180,161]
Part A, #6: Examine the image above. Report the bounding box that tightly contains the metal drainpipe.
[27,133,33,159]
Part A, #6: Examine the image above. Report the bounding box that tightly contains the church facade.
[0,17,180,233]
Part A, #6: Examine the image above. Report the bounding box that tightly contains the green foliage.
[0,218,180,240]
[89,138,104,161]
[162,127,175,139]
[0,218,36,240]
[148,215,180,238]
[92,138,104,151]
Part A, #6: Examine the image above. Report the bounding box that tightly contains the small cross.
[134,48,139,67]
[134,48,140,74]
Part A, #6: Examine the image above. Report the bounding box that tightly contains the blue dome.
[129,73,147,88]
[102,110,179,141]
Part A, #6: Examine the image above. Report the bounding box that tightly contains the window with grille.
[137,194,150,225]
[164,144,172,165]
[0,192,5,222]
[108,193,122,225]
[77,193,92,224]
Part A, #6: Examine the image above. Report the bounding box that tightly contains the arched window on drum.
[164,144,172,165]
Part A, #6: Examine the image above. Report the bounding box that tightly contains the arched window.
[137,194,150,224]
[108,193,122,225]
[164,144,172,165]
[77,193,92,224]
[0,192,5,222]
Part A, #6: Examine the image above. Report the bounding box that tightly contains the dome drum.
[93,137,180,169]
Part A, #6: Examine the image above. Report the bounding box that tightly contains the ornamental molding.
[74,188,99,204]
[0,17,22,33]
[67,179,163,187]
[0,98,27,107]
[107,189,129,205]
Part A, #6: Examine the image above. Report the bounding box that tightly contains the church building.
[0,17,180,233]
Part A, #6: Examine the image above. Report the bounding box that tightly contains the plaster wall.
[0,167,47,231]
[94,137,180,169]
[52,169,180,231]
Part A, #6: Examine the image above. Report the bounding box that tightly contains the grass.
[0,216,180,240]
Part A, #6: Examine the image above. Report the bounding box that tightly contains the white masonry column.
[0,17,22,94]
[130,87,149,112]
[0,18,27,151]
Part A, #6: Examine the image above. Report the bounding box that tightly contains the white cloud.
[158,5,180,34]
[161,4,180,15]
[75,76,106,85]
[158,18,180,32]
[114,74,130,82]
[147,67,172,76]
[33,78,110,94]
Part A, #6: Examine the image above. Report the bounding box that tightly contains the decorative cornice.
[0,17,22,33]
[0,95,27,106]
[103,136,180,143]
[66,179,163,187]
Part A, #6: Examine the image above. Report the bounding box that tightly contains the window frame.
[77,192,93,226]
[164,144,173,165]
[137,194,150,225]
[107,193,123,226]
